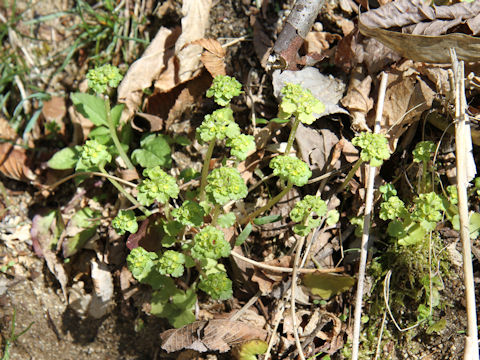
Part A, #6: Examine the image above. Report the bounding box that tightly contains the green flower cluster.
[127,247,158,282]
[190,226,231,261]
[112,209,138,235]
[278,83,325,125]
[352,132,391,167]
[197,108,240,143]
[86,64,123,94]
[205,167,248,205]
[157,250,186,278]
[379,196,407,221]
[290,195,329,236]
[137,166,179,206]
[269,155,312,186]
[172,200,205,227]
[79,139,112,168]
[199,272,233,300]
[226,134,256,161]
[206,75,242,106]
[412,192,445,231]
[413,141,435,163]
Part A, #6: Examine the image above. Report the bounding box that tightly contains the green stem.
[99,164,150,216]
[211,204,221,226]
[199,140,216,202]
[284,117,300,155]
[338,158,364,193]
[104,97,135,170]
[240,181,293,225]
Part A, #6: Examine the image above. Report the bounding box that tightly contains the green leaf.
[71,93,107,126]
[47,147,81,170]
[131,133,172,169]
[397,224,427,246]
[174,135,191,146]
[469,212,480,239]
[302,273,355,299]
[426,318,447,334]
[234,339,268,360]
[236,223,252,246]
[151,288,197,328]
[110,104,124,127]
[31,210,64,250]
[269,117,290,124]
[218,212,236,228]
[88,126,111,144]
[253,214,282,225]
[62,207,101,257]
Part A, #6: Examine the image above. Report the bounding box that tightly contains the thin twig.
[291,235,307,360]
[264,302,286,360]
[45,171,138,192]
[230,250,344,274]
[351,71,388,360]
[450,49,479,360]
[229,291,261,321]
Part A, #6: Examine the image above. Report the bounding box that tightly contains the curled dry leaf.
[160,319,268,353]
[379,63,435,149]
[192,38,226,77]
[88,259,114,319]
[341,67,373,132]
[251,255,292,294]
[359,0,480,63]
[0,116,18,140]
[0,143,36,182]
[174,0,213,85]
[118,27,181,122]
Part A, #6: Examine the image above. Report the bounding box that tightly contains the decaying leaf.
[174,0,213,85]
[272,67,347,118]
[88,259,114,318]
[341,67,373,132]
[302,272,355,300]
[31,211,68,301]
[118,27,181,122]
[160,319,268,353]
[193,38,226,77]
[251,256,292,294]
[359,0,480,63]
[379,63,435,149]
[0,143,36,182]
[0,116,17,140]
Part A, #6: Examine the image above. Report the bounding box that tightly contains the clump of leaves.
[46,72,338,332]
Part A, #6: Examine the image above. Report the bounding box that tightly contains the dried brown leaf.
[193,38,226,77]
[174,0,213,84]
[160,319,267,353]
[88,259,114,318]
[118,27,181,122]
[42,96,66,122]
[359,0,480,63]
[0,143,36,182]
[0,117,17,140]
[251,256,292,294]
[378,65,435,149]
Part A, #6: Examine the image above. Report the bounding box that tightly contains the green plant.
[340,132,391,192]
[47,72,337,329]
[1,308,34,360]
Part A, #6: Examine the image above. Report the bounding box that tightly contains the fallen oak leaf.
[359,0,480,63]
[160,319,268,353]
[0,143,36,182]
[192,38,226,77]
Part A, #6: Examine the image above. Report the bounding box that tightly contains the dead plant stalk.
[351,71,389,360]
[450,49,479,360]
